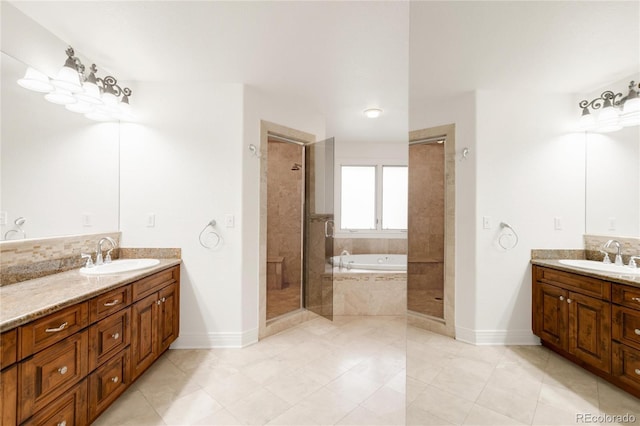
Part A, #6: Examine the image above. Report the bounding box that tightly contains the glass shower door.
[303,137,335,321]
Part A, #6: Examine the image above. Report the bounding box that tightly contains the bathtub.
[330,254,407,271]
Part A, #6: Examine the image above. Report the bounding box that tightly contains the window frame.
[335,159,408,238]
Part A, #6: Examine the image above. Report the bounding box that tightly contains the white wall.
[119,81,247,347]
[473,90,585,344]
[410,92,478,341]
[241,86,325,336]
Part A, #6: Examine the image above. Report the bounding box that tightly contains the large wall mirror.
[0,52,120,240]
[585,126,640,237]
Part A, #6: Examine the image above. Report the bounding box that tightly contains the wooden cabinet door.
[131,293,159,380]
[535,282,568,350]
[1,365,17,426]
[568,292,611,373]
[158,283,179,352]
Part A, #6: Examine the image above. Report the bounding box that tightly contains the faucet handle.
[105,249,113,264]
[599,250,611,264]
[81,253,94,268]
[629,256,640,269]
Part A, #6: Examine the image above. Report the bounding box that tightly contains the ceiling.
[9,1,639,145]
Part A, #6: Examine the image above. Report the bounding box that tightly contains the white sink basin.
[558,259,640,275]
[80,258,160,275]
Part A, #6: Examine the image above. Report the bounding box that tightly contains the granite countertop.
[0,259,181,332]
[531,259,640,288]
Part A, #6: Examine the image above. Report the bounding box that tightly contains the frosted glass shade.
[17,67,54,93]
[75,81,103,105]
[66,101,95,114]
[596,105,621,132]
[85,106,115,121]
[44,89,77,105]
[622,97,640,115]
[51,66,82,93]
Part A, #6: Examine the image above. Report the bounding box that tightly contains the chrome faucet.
[629,256,640,269]
[96,236,117,266]
[602,239,623,266]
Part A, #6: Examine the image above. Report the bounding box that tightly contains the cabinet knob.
[45,322,68,333]
[111,332,120,340]
[156,300,161,305]
[103,299,120,307]
[161,297,166,303]
[111,376,119,383]
[632,297,640,303]
[567,299,572,304]
[58,421,67,426]
[58,366,68,375]
[635,329,640,336]
[559,296,564,301]
[635,369,640,376]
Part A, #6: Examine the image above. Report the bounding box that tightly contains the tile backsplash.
[584,234,640,263]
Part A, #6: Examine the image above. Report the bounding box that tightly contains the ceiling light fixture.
[578,81,640,132]
[364,108,383,118]
[17,46,133,122]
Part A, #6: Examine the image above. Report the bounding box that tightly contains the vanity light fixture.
[16,46,133,122]
[578,81,640,132]
[364,108,383,118]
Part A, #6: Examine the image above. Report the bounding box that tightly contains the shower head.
[291,163,302,171]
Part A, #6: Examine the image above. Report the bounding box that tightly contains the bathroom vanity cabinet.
[533,265,640,398]
[0,265,180,425]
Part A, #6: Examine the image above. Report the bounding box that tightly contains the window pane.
[382,166,407,229]
[341,166,376,229]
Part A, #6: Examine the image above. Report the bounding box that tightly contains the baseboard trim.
[455,326,540,346]
[171,328,259,349]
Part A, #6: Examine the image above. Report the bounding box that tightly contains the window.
[339,164,407,233]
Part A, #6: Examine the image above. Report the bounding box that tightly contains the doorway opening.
[407,124,456,337]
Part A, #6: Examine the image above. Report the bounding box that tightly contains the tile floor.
[93,316,640,425]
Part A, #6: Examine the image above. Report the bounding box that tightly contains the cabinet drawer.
[613,305,640,351]
[89,285,131,322]
[88,348,130,422]
[132,266,178,301]
[1,329,17,367]
[19,303,89,359]
[22,379,87,426]
[1,365,17,426]
[89,308,131,371]
[18,331,88,423]
[612,284,640,310]
[535,266,610,300]
[612,342,640,390]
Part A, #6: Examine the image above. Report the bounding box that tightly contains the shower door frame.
[408,123,456,338]
[258,121,320,340]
